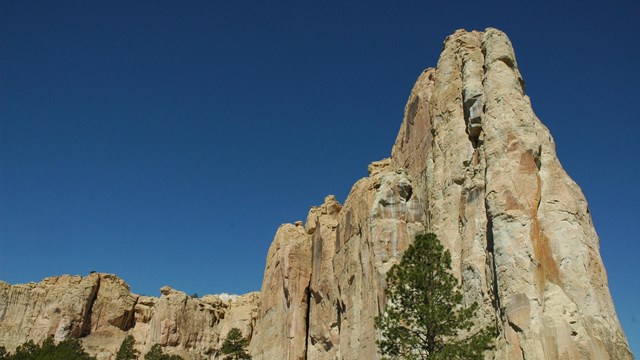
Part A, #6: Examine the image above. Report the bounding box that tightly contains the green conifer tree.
[53,338,96,360]
[6,337,96,360]
[144,344,164,360]
[115,335,139,360]
[376,233,495,359]
[143,344,183,360]
[11,340,38,359]
[220,328,251,360]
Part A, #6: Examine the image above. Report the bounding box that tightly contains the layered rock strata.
[0,28,632,360]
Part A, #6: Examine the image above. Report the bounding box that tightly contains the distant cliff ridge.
[0,28,632,360]
[0,273,259,359]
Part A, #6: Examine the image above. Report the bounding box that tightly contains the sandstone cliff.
[0,273,259,359]
[250,28,632,359]
[0,28,632,360]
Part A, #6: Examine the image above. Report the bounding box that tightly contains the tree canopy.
[220,328,251,360]
[143,344,183,360]
[115,335,139,360]
[1,337,96,360]
[376,233,494,359]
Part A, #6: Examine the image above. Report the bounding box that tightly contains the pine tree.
[11,340,38,359]
[375,233,495,359]
[115,335,139,360]
[53,338,96,360]
[143,344,183,360]
[5,337,96,360]
[220,328,251,360]
[144,344,164,360]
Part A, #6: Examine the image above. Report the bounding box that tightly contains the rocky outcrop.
[419,29,631,360]
[252,28,632,359]
[248,166,425,360]
[305,195,342,360]
[0,273,101,348]
[250,222,312,360]
[0,274,259,360]
[0,28,632,360]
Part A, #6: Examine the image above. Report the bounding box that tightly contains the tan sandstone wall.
[251,28,632,360]
[0,273,259,360]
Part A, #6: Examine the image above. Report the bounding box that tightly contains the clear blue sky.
[1,0,638,354]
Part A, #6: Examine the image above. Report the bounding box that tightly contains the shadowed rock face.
[0,28,632,360]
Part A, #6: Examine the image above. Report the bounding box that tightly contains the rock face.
[420,29,631,360]
[0,28,632,360]
[0,273,101,348]
[250,222,312,360]
[250,28,632,359]
[0,273,259,360]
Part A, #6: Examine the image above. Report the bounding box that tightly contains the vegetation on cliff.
[0,337,95,360]
[0,337,186,360]
[376,233,494,359]
[220,328,252,359]
[115,335,139,360]
[143,344,184,360]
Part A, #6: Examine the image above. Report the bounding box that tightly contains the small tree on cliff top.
[375,233,494,359]
[220,328,251,360]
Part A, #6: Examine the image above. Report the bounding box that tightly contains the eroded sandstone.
[0,28,632,360]
[0,274,259,360]
[251,27,631,360]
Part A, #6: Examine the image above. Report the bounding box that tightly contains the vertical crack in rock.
[485,214,502,324]
[121,296,138,331]
[463,95,483,146]
[404,95,419,143]
[282,275,291,308]
[519,339,527,360]
[81,274,100,337]
[304,280,311,360]
[336,299,345,334]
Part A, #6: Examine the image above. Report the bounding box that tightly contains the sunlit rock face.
[0,28,632,360]
[411,28,631,359]
[252,28,632,359]
[250,222,312,360]
[0,274,259,360]
[0,274,102,349]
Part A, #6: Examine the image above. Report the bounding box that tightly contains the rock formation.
[0,273,259,359]
[0,28,632,359]
[249,28,632,359]
[250,222,312,360]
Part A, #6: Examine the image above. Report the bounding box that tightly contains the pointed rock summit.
[250,28,632,360]
[0,28,632,359]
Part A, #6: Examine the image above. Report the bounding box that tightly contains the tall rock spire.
[411,28,631,359]
[252,28,632,359]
